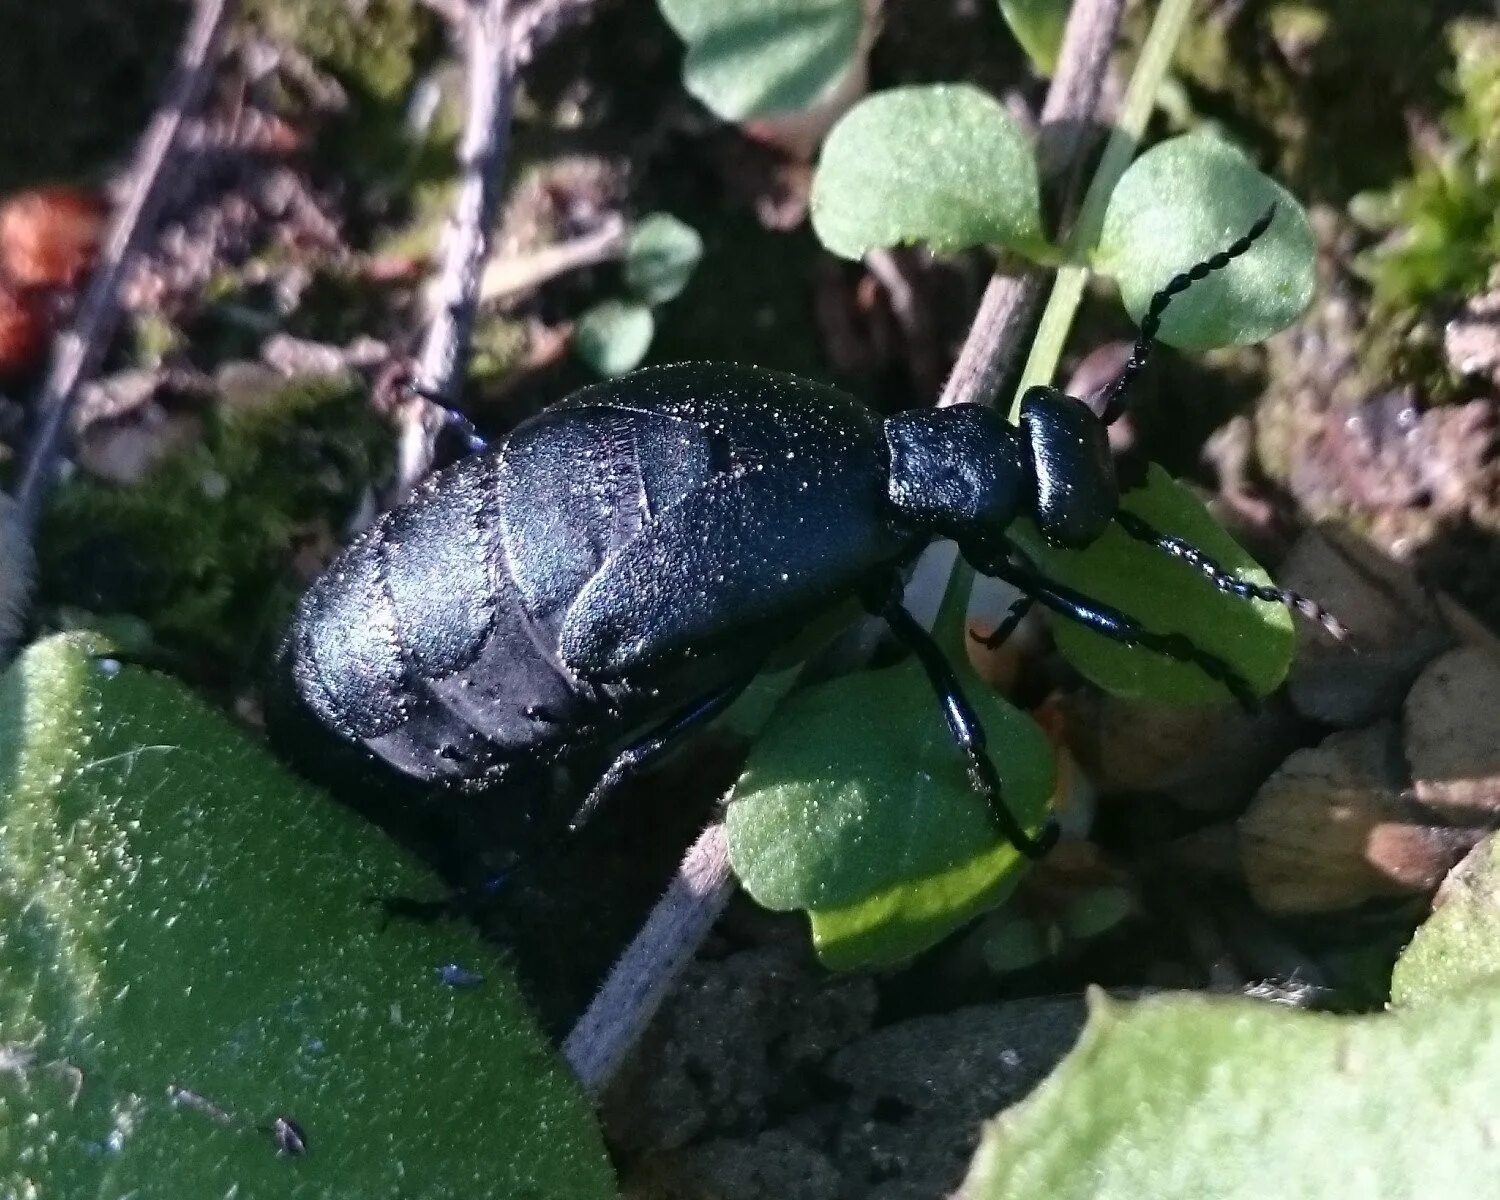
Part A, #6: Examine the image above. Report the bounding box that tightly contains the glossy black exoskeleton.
[268,208,1340,860]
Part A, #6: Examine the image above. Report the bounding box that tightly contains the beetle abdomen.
[285,453,596,788]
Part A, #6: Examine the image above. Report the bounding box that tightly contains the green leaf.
[725,659,1054,969]
[574,300,655,376]
[1010,465,1294,703]
[624,212,704,305]
[1392,833,1500,1008]
[998,0,1070,75]
[810,85,1045,260]
[957,985,1500,1200]
[1094,133,1316,350]
[656,0,864,121]
[0,634,614,1199]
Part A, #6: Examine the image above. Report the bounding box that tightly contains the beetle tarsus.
[969,596,1035,652]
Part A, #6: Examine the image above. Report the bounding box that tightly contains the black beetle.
[268,208,1339,861]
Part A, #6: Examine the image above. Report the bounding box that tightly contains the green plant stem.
[1010,0,1198,418]
[938,0,1196,655]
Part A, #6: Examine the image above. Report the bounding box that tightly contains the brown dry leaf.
[1404,644,1500,822]
[1239,722,1474,914]
[0,284,49,377]
[0,185,107,289]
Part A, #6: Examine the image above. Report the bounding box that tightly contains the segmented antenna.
[1099,204,1278,427]
[1114,509,1352,643]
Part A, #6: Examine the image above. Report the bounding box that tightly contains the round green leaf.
[1010,465,1295,703]
[998,0,1070,75]
[1094,134,1316,350]
[656,0,864,121]
[725,659,1054,969]
[624,212,704,305]
[811,85,1045,260]
[574,300,655,376]
[958,986,1500,1200]
[0,634,613,1199]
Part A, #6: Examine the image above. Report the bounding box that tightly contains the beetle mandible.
[268,207,1341,860]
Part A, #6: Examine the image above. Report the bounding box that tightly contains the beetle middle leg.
[872,593,1059,861]
[566,674,760,834]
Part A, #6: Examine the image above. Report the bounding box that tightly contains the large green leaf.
[1011,465,1295,703]
[811,85,1045,260]
[656,0,864,121]
[0,634,613,1199]
[1094,133,1316,350]
[959,986,1500,1200]
[725,659,1054,969]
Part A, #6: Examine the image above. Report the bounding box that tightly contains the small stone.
[1240,722,1477,914]
[1281,528,1450,726]
[1404,645,1500,822]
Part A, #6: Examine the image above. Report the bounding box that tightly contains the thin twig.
[395,0,603,501]
[562,821,735,1093]
[14,0,237,532]
[936,0,1124,411]
[560,0,1129,1100]
[399,0,516,501]
[478,213,628,304]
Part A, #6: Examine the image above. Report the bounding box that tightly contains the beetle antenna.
[1114,509,1351,642]
[1099,204,1278,426]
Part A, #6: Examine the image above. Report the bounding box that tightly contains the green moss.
[244,0,429,102]
[243,0,455,203]
[469,314,534,385]
[1351,21,1500,313]
[1171,1,1471,204]
[37,374,390,680]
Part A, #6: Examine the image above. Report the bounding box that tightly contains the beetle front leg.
[982,551,1261,710]
[872,593,1059,861]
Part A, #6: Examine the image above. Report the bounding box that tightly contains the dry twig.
[399,0,516,501]
[561,0,1129,1099]
[395,0,605,501]
[478,213,629,305]
[562,822,735,1092]
[14,0,238,532]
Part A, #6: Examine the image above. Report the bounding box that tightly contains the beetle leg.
[566,675,758,834]
[874,597,1059,861]
[985,552,1261,711]
[968,596,1034,652]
